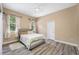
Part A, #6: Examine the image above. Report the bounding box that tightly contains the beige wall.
[37,5,78,45]
[77,4,79,46]
[3,8,33,38]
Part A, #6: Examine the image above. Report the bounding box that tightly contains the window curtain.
[3,14,8,38]
[31,20,36,33]
[16,16,21,36]
[29,19,36,33]
[0,12,3,55]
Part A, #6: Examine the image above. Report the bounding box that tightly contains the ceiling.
[3,3,77,17]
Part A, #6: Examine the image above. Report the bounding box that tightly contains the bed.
[18,29,45,50]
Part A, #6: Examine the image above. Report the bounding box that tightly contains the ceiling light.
[35,8,39,12]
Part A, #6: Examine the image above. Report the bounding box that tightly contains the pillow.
[19,29,28,35]
[27,31,34,34]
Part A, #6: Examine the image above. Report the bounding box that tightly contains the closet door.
[47,21,55,40]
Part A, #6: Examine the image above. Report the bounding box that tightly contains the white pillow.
[28,31,34,34]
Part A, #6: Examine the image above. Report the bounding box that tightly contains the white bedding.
[20,33,44,49]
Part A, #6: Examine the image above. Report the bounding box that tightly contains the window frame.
[8,15,17,33]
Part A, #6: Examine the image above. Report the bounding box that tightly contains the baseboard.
[56,39,79,51]
[51,39,78,47]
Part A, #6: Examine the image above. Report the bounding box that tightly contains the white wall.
[0,13,3,55]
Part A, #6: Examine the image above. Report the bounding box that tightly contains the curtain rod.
[3,11,22,18]
[0,9,5,14]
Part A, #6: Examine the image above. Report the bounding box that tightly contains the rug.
[9,42,24,51]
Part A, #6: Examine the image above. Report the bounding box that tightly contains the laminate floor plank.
[3,40,79,55]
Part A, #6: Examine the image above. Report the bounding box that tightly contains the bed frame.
[18,29,45,50]
[18,29,32,48]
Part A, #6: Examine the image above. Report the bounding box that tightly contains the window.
[8,15,16,32]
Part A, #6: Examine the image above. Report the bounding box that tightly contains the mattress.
[20,33,45,49]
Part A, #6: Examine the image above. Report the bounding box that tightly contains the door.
[47,21,55,40]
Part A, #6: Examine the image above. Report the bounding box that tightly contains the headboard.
[18,29,32,39]
[18,29,28,34]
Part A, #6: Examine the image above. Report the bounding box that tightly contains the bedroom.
[0,3,79,55]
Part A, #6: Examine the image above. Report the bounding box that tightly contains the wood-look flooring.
[3,40,79,55]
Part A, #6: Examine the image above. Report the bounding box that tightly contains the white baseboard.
[50,39,78,47]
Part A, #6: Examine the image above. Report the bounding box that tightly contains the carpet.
[9,42,24,51]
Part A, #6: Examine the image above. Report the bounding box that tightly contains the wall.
[3,8,33,38]
[37,5,78,45]
[0,13,3,54]
[77,4,79,46]
[0,4,3,54]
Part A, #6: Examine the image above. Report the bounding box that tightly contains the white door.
[47,21,55,40]
[0,13,3,55]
